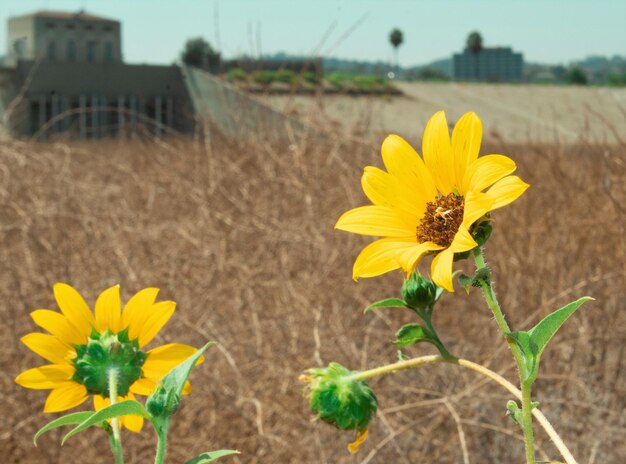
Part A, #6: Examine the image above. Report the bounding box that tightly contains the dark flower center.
[71,328,146,396]
[416,193,464,248]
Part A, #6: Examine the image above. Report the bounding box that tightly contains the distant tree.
[389,28,404,78]
[466,31,483,81]
[564,67,588,85]
[466,31,483,53]
[181,37,221,72]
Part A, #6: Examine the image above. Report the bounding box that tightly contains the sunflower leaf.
[34,411,95,445]
[61,400,150,444]
[393,324,438,348]
[146,342,214,422]
[364,298,408,313]
[528,297,593,360]
[507,297,592,383]
[184,450,240,464]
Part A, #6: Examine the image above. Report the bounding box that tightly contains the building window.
[87,41,97,63]
[13,38,27,59]
[46,22,56,29]
[67,40,76,61]
[104,42,114,62]
[66,23,75,30]
[47,41,56,60]
[104,25,113,31]
[85,24,93,30]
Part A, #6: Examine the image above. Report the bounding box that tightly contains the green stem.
[154,421,170,464]
[472,247,536,464]
[418,308,455,360]
[107,368,124,464]
[522,382,536,464]
[350,355,576,464]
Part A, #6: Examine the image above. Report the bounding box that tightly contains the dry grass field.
[0,110,625,463]
[261,82,626,145]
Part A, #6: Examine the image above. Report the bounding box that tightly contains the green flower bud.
[301,362,377,431]
[146,384,181,418]
[401,273,437,310]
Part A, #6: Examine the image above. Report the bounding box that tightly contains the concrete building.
[6,10,122,65]
[453,47,524,82]
[1,10,193,138]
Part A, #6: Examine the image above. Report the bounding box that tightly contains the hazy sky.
[1,0,625,66]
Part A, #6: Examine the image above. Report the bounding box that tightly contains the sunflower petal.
[463,190,495,228]
[21,333,75,365]
[44,382,87,413]
[361,166,428,219]
[463,154,516,194]
[30,309,86,345]
[122,287,160,340]
[137,301,176,348]
[142,343,202,380]
[396,241,442,275]
[381,134,437,207]
[15,364,74,390]
[181,380,192,395]
[486,175,530,210]
[129,378,156,396]
[121,393,144,432]
[452,112,482,194]
[335,205,416,237]
[53,283,95,339]
[450,224,478,253]
[430,248,455,292]
[95,285,121,333]
[422,111,456,194]
[352,237,418,280]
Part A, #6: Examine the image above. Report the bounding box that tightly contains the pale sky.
[1,0,625,66]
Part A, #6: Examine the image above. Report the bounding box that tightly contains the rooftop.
[12,10,118,22]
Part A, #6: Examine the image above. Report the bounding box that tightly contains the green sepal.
[458,274,474,294]
[363,298,408,313]
[146,342,214,421]
[393,323,438,348]
[62,400,151,444]
[34,411,97,445]
[184,450,240,464]
[507,296,592,383]
[472,219,492,246]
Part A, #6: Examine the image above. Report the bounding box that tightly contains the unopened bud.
[401,273,437,310]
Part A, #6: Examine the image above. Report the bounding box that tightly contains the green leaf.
[34,411,95,445]
[508,297,592,383]
[62,400,151,444]
[153,342,214,399]
[364,298,408,313]
[393,323,437,347]
[528,297,593,359]
[184,450,240,464]
[434,286,445,302]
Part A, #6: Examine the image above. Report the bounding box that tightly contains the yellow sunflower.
[15,283,202,432]
[335,111,529,292]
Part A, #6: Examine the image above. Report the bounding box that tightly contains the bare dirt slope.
[0,128,624,463]
[261,82,626,145]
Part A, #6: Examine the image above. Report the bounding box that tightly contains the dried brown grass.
[0,125,624,463]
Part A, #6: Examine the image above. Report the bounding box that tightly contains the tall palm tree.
[466,31,483,81]
[389,28,404,78]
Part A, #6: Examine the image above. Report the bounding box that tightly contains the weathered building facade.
[1,10,193,138]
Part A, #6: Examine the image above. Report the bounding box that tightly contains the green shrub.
[251,70,276,85]
[226,67,247,82]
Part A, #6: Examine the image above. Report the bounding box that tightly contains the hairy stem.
[522,382,537,464]
[108,368,124,464]
[351,355,577,464]
[154,420,170,464]
[472,247,536,464]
